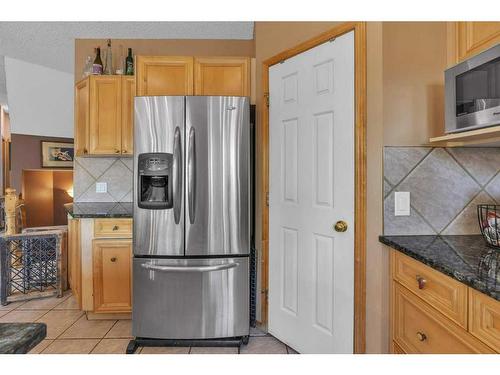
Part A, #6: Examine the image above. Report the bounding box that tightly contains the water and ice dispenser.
[137,153,173,209]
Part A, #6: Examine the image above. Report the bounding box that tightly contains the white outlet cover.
[95,182,107,193]
[394,191,410,216]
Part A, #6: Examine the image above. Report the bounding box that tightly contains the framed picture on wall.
[41,141,74,168]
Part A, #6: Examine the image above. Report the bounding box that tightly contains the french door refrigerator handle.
[173,126,182,224]
[140,262,238,273]
[188,126,196,224]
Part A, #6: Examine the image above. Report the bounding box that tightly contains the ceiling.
[0,21,255,104]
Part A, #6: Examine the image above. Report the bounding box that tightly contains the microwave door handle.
[173,126,182,224]
[187,127,196,224]
[141,262,238,273]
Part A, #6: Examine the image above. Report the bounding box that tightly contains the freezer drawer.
[132,257,249,339]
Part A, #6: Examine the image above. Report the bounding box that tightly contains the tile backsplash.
[73,157,133,203]
[384,147,500,235]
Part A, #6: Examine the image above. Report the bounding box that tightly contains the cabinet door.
[392,282,494,354]
[136,56,193,96]
[89,76,122,155]
[92,239,132,313]
[468,288,500,352]
[194,57,250,96]
[75,78,89,156]
[68,217,82,309]
[121,76,135,155]
[457,22,500,61]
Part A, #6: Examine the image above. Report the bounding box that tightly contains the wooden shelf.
[429,125,500,147]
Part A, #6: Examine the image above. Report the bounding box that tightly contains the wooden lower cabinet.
[391,341,406,354]
[68,217,82,308]
[469,289,500,352]
[92,239,132,313]
[392,251,468,329]
[393,283,493,354]
[94,218,133,238]
[390,250,498,354]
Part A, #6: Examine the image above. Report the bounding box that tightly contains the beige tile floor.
[0,293,297,354]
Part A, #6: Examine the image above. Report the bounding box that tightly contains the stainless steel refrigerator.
[132,96,250,342]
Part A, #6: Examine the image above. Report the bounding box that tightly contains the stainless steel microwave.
[445,43,500,133]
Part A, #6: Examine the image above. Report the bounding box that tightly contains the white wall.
[5,57,73,138]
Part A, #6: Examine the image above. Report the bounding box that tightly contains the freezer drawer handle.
[140,262,238,273]
[173,126,182,224]
[187,127,196,224]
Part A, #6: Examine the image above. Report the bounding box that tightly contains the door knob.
[110,257,117,262]
[333,220,348,232]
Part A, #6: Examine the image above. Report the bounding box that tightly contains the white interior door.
[268,31,355,354]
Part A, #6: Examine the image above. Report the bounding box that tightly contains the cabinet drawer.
[392,251,468,328]
[393,282,493,353]
[94,219,132,238]
[469,288,500,352]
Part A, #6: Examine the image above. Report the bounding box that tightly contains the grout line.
[89,338,103,354]
[482,169,500,205]
[444,148,486,188]
[404,202,439,235]
[383,177,395,199]
[386,147,434,193]
[438,188,484,235]
[103,320,119,339]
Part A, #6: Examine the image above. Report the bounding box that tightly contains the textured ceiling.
[0,22,254,104]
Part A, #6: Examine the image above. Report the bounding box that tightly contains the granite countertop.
[0,323,46,354]
[379,235,499,301]
[65,202,133,218]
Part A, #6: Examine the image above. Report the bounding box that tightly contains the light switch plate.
[394,191,410,216]
[95,182,107,193]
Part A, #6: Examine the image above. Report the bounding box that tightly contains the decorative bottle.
[125,48,134,75]
[92,47,103,75]
[104,39,113,75]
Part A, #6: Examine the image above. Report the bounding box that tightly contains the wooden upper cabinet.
[121,76,135,155]
[136,56,194,96]
[89,76,122,155]
[92,239,132,313]
[75,78,90,156]
[456,22,500,61]
[194,57,250,96]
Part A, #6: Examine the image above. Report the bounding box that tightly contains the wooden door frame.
[259,22,367,353]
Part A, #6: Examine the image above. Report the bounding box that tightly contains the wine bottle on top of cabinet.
[125,48,134,75]
[104,39,113,75]
[92,47,103,75]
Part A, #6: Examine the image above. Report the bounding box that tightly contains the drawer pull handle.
[416,275,426,289]
[112,225,119,231]
[110,257,117,262]
[416,332,427,342]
